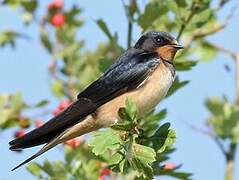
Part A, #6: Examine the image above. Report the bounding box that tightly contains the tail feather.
[9,99,97,150]
[11,130,65,171]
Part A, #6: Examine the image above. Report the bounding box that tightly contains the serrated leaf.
[130,143,156,178]
[133,144,156,164]
[88,129,122,156]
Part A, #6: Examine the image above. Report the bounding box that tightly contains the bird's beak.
[172,44,184,49]
[170,39,184,49]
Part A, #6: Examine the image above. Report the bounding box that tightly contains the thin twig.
[127,20,133,49]
[180,1,238,47]
[122,0,134,48]
[186,122,227,156]
[177,0,196,41]
[209,43,237,60]
[183,24,226,48]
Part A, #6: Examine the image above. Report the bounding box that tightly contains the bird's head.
[134,31,183,62]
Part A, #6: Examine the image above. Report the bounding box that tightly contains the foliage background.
[0,0,239,179]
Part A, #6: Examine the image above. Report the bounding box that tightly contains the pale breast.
[95,62,175,127]
[131,62,174,115]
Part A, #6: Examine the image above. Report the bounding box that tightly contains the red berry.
[35,119,43,128]
[14,129,26,138]
[52,100,71,116]
[59,99,71,110]
[64,138,81,148]
[51,13,65,27]
[48,0,63,10]
[98,175,106,180]
[163,162,176,170]
[100,168,111,176]
[48,3,55,10]
[52,108,61,116]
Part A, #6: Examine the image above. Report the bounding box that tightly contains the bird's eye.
[155,36,162,43]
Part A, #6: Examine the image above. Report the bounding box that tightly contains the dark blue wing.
[9,48,160,150]
[78,48,160,104]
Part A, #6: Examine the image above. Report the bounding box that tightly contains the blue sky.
[0,0,238,179]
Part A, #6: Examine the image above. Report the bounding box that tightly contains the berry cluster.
[48,0,65,27]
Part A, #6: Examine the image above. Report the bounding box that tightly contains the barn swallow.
[9,31,183,171]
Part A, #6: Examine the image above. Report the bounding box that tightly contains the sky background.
[0,0,239,180]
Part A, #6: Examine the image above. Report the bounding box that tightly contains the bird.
[9,31,183,171]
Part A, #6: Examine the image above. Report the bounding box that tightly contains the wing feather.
[9,48,160,150]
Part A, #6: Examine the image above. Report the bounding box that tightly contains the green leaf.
[11,92,26,112]
[0,109,12,127]
[205,97,224,115]
[167,77,189,97]
[133,144,156,164]
[88,129,122,156]
[21,0,38,13]
[40,31,53,53]
[130,143,156,178]
[128,0,139,17]
[34,99,49,108]
[117,98,138,123]
[175,60,197,71]
[98,58,112,72]
[111,121,132,131]
[206,97,239,141]
[96,19,113,41]
[27,162,42,177]
[150,123,176,153]
[65,5,83,27]
[42,160,54,176]
[0,31,18,48]
[138,2,168,31]
[140,109,167,136]
[125,98,138,121]
[196,41,218,61]
[175,0,187,7]
[51,80,64,98]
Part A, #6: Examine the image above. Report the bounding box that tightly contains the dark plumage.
[9,31,183,171]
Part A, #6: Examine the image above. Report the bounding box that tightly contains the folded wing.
[9,48,159,150]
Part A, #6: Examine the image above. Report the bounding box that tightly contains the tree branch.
[181,1,238,48]
[186,123,227,156]
[177,1,197,41]
[122,0,134,49]
[210,43,238,60]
